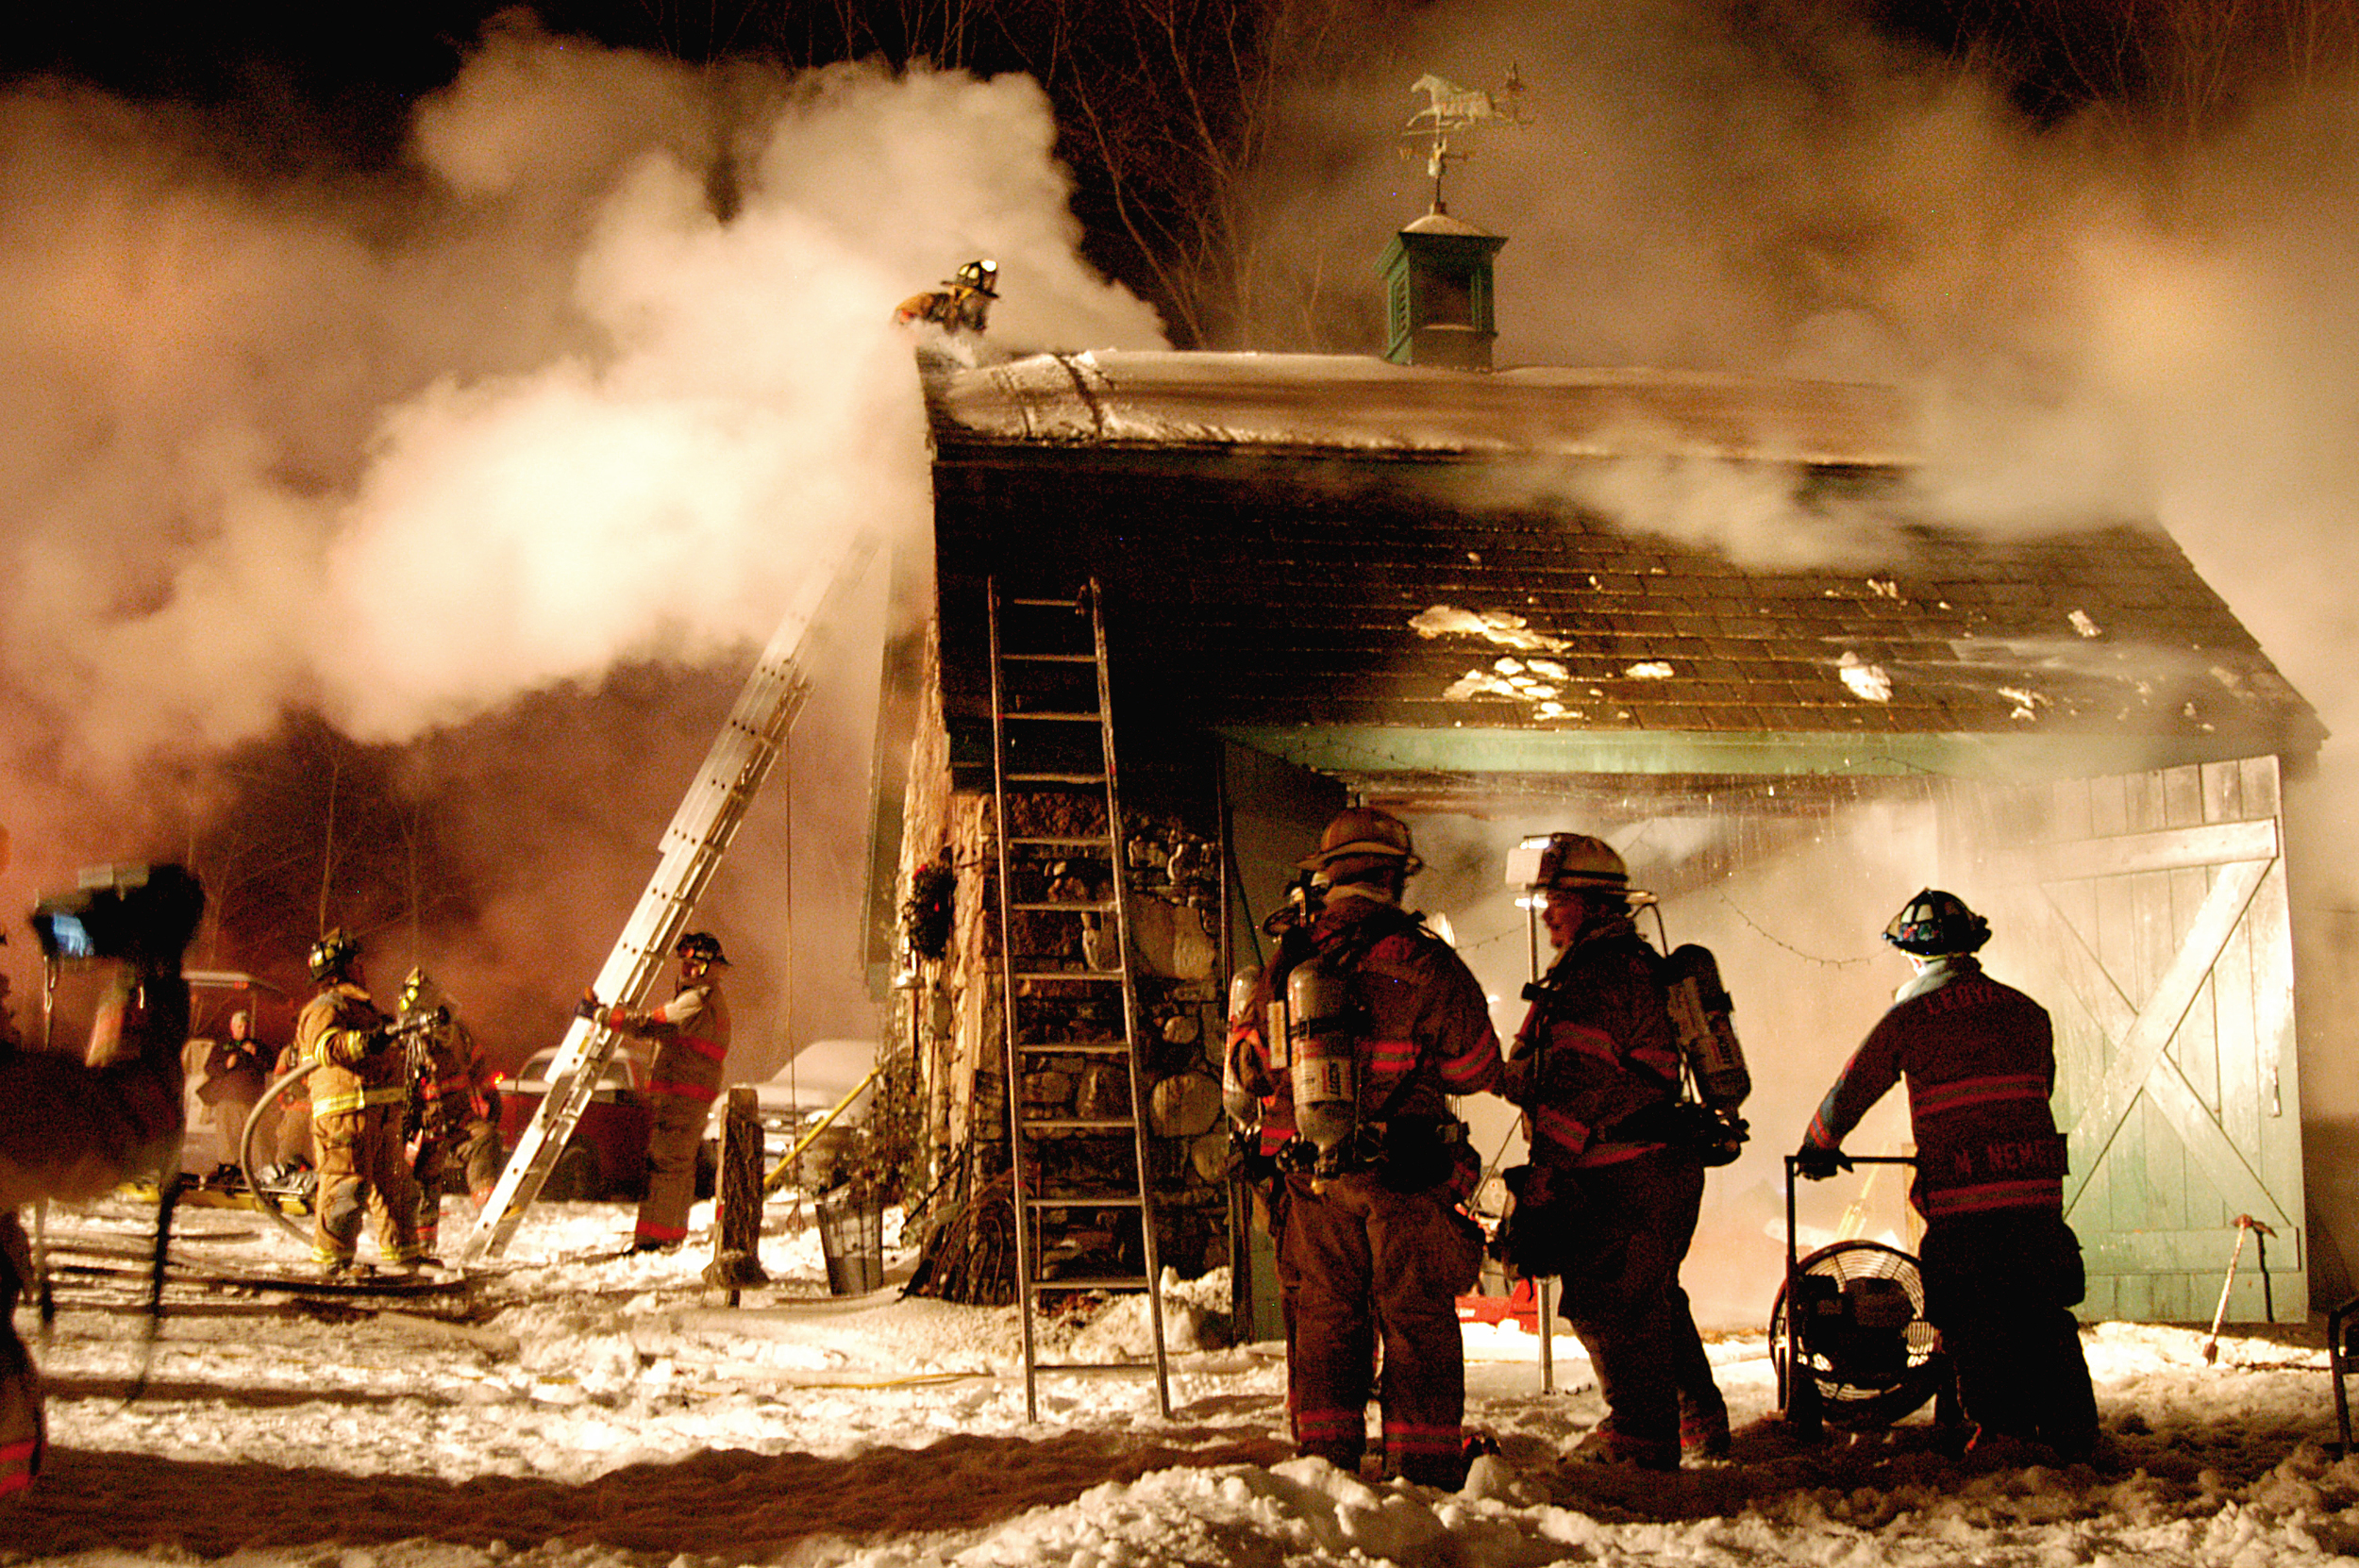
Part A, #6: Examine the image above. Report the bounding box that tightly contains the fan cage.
[1769,1238,1950,1430]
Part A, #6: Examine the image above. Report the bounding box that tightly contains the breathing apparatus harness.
[1518,901,1752,1166]
[1243,874,1466,1184]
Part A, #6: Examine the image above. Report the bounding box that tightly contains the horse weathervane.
[1402,66,1528,214]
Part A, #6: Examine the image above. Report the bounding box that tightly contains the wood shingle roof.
[924,351,2317,791]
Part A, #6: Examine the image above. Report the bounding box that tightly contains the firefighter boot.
[1681,1403,1732,1460]
[1569,1424,1680,1473]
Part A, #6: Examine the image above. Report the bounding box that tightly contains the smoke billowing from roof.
[0,22,1160,768]
[0,21,1163,1067]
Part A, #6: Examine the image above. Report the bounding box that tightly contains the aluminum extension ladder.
[462,540,875,1263]
[988,577,1171,1419]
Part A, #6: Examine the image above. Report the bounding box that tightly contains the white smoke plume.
[0,20,1162,1070]
[1,22,1159,763]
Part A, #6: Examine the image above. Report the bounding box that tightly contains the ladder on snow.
[988,577,1171,1420]
[461,541,875,1263]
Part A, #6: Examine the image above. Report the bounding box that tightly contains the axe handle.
[2204,1226,2252,1352]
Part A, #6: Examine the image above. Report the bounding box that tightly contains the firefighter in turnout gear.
[1797,889,2098,1462]
[893,258,998,335]
[1225,807,1500,1487]
[4,861,203,1498]
[397,967,500,1251]
[589,931,732,1252]
[1497,833,1727,1471]
[296,927,428,1275]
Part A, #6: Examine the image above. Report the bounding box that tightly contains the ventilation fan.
[1769,1239,1951,1431]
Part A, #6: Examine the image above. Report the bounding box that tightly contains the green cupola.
[1378,210,1507,371]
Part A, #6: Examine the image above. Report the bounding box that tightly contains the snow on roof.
[932,350,1916,466]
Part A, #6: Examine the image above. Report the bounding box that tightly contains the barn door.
[1958,757,2304,1324]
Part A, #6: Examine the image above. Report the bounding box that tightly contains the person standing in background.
[188,1009,267,1182]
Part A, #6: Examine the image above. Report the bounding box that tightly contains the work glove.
[1793,1143,1852,1181]
[574,992,603,1024]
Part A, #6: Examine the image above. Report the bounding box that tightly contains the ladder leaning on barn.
[987,577,1173,1420]
[461,539,876,1265]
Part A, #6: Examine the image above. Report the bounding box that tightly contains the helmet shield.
[1882,889,1990,956]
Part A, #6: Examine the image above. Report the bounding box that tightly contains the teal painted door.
[1958,758,2305,1324]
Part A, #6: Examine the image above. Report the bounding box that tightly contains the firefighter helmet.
[1297,807,1422,875]
[675,930,730,966]
[399,965,436,1014]
[1882,889,1989,956]
[954,259,999,296]
[1505,832,1631,893]
[307,926,360,983]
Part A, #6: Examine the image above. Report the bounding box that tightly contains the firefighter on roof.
[586,931,733,1252]
[893,258,998,335]
[297,927,428,1275]
[1496,832,1727,1471]
[397,966,501,1251]
[1796,889,2098,1462]
[1225,806,1500,1488]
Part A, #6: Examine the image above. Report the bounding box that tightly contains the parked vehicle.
[705,1066,859,1193]
[495,1044,656,1201]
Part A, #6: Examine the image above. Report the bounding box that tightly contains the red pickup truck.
[494,1045,659,1201]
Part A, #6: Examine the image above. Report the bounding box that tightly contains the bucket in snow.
[816,1187,886,1296]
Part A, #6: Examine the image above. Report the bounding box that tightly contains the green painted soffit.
[1215,725,2286,782]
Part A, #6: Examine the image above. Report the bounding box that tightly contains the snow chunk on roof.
[1411,605,1572,652]
[1838,652,1893,702]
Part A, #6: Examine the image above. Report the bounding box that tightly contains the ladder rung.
[1004,595,1086,608]
[1010,835,1112,848]
[1004,711,1104,723]
[1002,652,1096,663]
[1009,900,1118,912]
[1017,1041,1131,1055]
[1030,1279,1153,1295]
[1004,772,1107,783]
[1011,969,1125,982]
[1025,1193,1146,1209]
[1020,1117,1139,1133]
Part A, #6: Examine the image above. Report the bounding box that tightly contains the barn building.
[880,228,2324,1343]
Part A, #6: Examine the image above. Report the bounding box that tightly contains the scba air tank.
[1222,965,1265,1126]
[1663,943,1752,1112]
[1285,953,1359,1174]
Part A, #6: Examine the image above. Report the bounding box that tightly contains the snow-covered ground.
[7,1191,2359,1567]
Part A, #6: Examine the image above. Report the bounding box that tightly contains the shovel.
[2202,1214,2276,1365]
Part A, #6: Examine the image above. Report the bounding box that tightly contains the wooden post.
[704,1087,769,1297]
